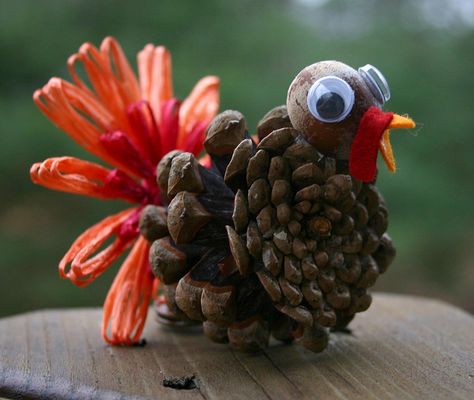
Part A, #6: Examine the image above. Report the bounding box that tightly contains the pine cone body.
[141,106,396,353]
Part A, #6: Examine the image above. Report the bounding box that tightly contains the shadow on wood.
[0,293,473,400]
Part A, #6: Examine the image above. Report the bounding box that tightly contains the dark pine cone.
[140,106,396,353]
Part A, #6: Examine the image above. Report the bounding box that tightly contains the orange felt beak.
[379,114,416,173]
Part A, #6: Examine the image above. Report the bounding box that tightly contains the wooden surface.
[0,293,473,400]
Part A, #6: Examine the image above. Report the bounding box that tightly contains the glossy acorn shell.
[286,61,380,161]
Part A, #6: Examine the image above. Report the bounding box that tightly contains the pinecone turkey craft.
[141,61,415,352]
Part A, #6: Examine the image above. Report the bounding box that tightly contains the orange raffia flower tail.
[31,36,220,346]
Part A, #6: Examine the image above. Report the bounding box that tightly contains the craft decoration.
[143,60,415,352]
[31,37,415,352]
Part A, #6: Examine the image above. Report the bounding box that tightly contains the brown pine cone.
[140,105,395,354]
[139,58,416,354]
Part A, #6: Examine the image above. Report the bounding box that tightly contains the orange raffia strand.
[137,44,173,124]
[102,38,143,141]
[73,43,134,142]
[30,157,134,201]
[150,46,173,123]
[61,79,114,131]
[137,44,154,103]
[34,79,105,154]
[68,42,131,135]
[33,80,138,178]
[67,38,166,167]
[74,43,118,108]
[178,76,220,148]
[102,236,155,345]
[101,37,141,105]
[59,207,137,287]
[66,38,143,141]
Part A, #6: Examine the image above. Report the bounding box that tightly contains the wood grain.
[0,293,472,400]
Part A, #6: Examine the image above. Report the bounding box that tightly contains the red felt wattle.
[349,106,394,183]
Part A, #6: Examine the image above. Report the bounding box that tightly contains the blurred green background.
[0,0,473,317]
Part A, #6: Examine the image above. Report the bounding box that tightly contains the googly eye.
[358,64,391,104]
[306,76,355,123]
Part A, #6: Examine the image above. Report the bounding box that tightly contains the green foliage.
[0,0,472,316]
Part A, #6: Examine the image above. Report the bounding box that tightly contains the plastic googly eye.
[306,76,355,123]
[358,64,391,104]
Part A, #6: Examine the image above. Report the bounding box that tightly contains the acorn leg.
[203,321,229,343]
[227,318,270,353]
[155,284,193,325]
[299,323,329,353]
[331,312,355,332]
[270,314,296,343]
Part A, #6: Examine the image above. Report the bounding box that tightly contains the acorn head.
[287,61,415,182]
[287,61,378,160]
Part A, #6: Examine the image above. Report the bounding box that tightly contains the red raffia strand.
[102,236,154,345]
[31,37,220,345]
[159,98,181,155]
[99,131,154,179]
[127,100,162,165]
